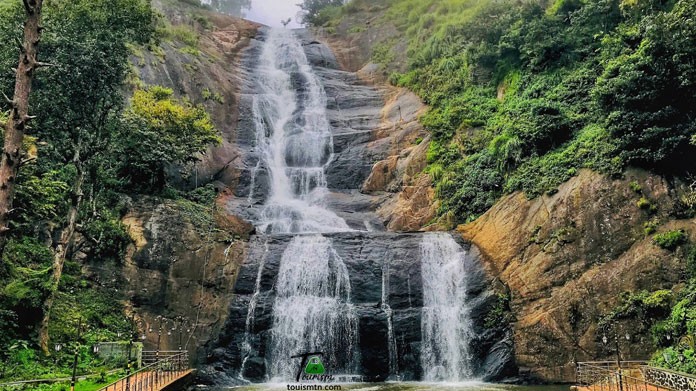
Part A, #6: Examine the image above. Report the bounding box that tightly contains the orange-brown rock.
[459,169,694,382]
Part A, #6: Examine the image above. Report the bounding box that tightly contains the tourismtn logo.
[291,352,336,382]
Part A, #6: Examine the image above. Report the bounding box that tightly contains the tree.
[298,0,344,25]
[593,0,696,168]
[117,86,220,192]
[0,0,46,252]
[29,0,155,353]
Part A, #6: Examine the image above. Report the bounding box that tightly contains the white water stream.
[420,233,475,381]
[243,28,358,381]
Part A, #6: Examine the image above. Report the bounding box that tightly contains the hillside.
[0,0,258,383]
[313,0,696,381]
[0,0,695,387]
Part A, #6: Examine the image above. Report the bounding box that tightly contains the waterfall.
[420,233,475,382]
[246,28,359,382]
[381,262,399,379]
[239,239,270,379]
[269,235,358,380]
[231,26,492,384]
[250,27,350,234]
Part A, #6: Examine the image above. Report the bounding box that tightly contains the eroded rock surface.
[460,169,694,381]
[107,197,253,362]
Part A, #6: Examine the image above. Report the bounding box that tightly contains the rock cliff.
[319,6,696,382]
[459,169,694,381]
[108,2,259,362]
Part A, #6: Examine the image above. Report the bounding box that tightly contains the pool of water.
[226,382,569,391]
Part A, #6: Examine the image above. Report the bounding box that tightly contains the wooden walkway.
[100,369,192,391]
[98,351,192,391]
[577,383,670,391]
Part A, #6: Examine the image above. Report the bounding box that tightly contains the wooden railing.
[98,351,191,391]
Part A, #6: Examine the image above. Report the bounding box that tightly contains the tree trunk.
[39,158,85,354]
[0,0,45,252]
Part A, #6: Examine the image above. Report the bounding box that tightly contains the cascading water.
[420,233,475,382]
[269,235,358,379]
[224,26,501,386]
[381,262,399,379]
[249,27,350,234]
[242,27,359,382]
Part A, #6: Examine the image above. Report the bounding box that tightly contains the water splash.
[269,235,359,380]
[420,233,475,382]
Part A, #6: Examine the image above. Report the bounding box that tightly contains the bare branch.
[19,157,36,168]
[34,61,55,68]
[23,114,37,121]
[1,92,13,105]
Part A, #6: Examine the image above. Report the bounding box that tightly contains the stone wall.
[643,366,696,391]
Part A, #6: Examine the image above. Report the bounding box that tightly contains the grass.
[159,23,199,48]
[14,372,125,391]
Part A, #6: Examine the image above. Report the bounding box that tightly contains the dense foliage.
[322,0,696,374]
[330,0,696,224]
[0,0,220,382]
[299,0,346,25]
[119,86,220,192]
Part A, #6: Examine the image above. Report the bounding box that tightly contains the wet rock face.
[200,232,514,385]
[195,28,515,385]
[90,197,254,364]
[226,28,432,232]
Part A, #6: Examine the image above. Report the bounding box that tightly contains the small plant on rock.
[653,230,688,251]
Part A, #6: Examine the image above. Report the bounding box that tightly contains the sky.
[246,0,304,28]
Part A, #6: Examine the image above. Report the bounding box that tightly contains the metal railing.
[141,351,188,366]
[576,361,678,391]
[98,351,190,391]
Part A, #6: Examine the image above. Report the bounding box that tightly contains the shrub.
[637,197,651,210]
[687,246,696,278]
[118,85,220,191]
[644,220,658,235]
[653,230,688,251]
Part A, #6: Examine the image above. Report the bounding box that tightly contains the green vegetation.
[653,230,688,251]
[484,292,514,329]
[298,0,346,25]
[644,220,658,235]
[0,0,220,383]
[327,0,696,223]
[202,88,225,104]
[599,239,696,374]
[651,277,696,374]
[119,86,220,192]
[601,290,674,326]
